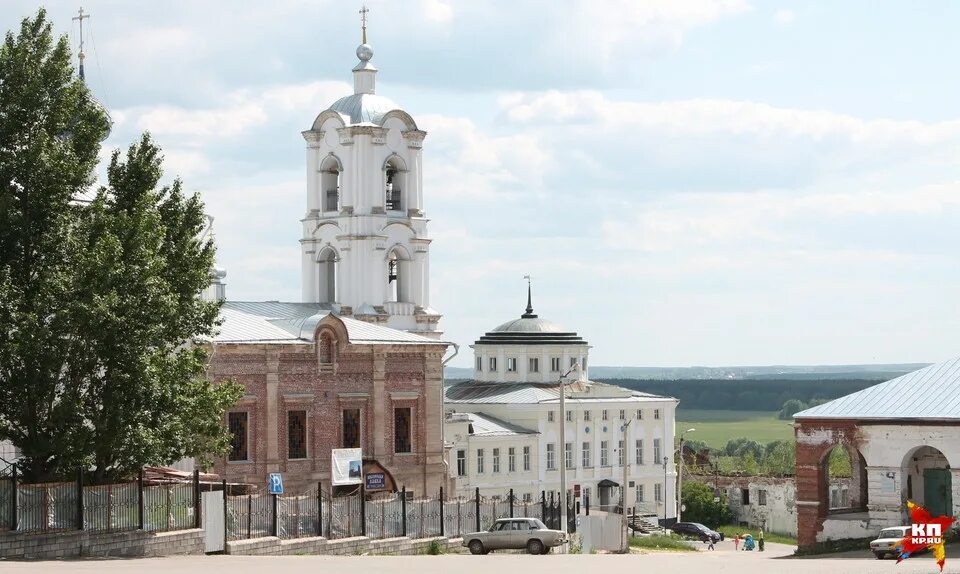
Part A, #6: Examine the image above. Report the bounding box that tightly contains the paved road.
[3,542,959,574]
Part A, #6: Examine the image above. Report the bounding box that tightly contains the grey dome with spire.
[476,284,587,345]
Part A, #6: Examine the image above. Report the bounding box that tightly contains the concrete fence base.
[0,528,204,559]
[226,535,466,556]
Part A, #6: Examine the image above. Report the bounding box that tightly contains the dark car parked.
[671,522,723,543]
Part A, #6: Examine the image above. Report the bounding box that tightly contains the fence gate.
[202,490,225,553]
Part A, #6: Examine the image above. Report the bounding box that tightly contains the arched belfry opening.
[320,155,342,212]
[384,156,406,213]
[317,247,339,304]
[387,247,410,303]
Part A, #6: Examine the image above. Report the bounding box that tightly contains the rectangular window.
[565,410,572,422]
[741,488,750,505]
[507,357,517,372]
[582,441,591,468]
[394,407,412,453]
[653,438,661,463]
[619,409,625,420]
[583,410,591,422]
[551,357,561,372]
[529,357,539,373]
[508,447,516,472]
[565,442,574,469]
[476,356,482,371]
[342,408,361,449]
[618,440,625,466]
[636,409,643,420]
[228,412,248,461]
[477,449,485,474]
[489,357,497,372]
[584,487,592,504]
[492,448,501,473]
[546,443,556,470]
[523,446,531,471]
[635,439,644,465]
[758,489,767,506]
[523,493,532,503]
[655,483,662,502]
[601,410,608,421]
[548,411,555,423]
[582,357,587,371]
[654,409,660,420]
[600,440,609,467]
[570,357,577,368]
[457,450,467,476]
[287,410,307,459]
[637,484,645,503]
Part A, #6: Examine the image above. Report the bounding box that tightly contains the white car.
[463,517,567,555]
[870,526,908,559]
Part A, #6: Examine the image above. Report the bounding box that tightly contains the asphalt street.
[2,542,959,574]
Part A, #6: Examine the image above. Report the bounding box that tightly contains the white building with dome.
[444,288,679,524]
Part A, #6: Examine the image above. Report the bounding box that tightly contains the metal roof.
[213,301,445,346]
[794,357,960,420]
[462,412,538,437]
[327,93,400,125]
[445,380,674,405]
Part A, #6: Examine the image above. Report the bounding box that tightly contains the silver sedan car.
[463,517,567,555]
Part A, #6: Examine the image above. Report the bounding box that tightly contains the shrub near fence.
[225,487,568,543]
[0,464,199,535]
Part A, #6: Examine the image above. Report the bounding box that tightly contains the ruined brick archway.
[795,420,868,549]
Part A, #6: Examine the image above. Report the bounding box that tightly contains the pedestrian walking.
[758,529,765,552]
[734,534,740,551]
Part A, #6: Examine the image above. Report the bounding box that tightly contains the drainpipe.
[439,343,460,492]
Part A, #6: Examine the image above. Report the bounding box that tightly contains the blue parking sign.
[268,473,284,495]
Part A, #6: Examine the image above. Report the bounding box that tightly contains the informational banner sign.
[268,473,284,495]
[366,472,386,490]
[331,448,363,485]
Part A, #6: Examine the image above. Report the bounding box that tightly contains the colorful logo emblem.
[896,501,955,572]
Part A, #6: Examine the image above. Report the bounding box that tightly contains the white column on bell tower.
[298,8,442,338]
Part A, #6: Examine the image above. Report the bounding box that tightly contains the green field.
[676,410,794,448]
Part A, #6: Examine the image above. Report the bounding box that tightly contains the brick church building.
[207,29,451,496]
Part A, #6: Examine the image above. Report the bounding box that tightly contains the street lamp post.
[677,428,696,524]
[557,362,580,549]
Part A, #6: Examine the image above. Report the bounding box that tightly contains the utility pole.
[620,418,632,552]
[558,361,580,552]
[72,7,90,81]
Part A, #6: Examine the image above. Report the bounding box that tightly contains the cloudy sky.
[7,1,960,368]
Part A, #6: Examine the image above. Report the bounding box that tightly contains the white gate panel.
[202,490,225,553]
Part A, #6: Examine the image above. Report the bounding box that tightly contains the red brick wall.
[208,337,443,494]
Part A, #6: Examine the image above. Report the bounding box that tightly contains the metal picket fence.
[225,487,570,542]
[0,463,199,534]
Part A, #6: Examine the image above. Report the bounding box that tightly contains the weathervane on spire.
[522,274,537,318]
[72,7,90,81]
[360,5,369,44]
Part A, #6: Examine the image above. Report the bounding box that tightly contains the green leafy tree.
[761,440,796,476]
[0,9,109,480]
[0,10,241,482]
[681,481,732,528]
[778,399,808,420]
[70,135,242,483]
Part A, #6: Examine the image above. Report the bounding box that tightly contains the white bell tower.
[299,9,441,337]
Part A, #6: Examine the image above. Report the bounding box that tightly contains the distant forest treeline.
[598,378,881,411]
